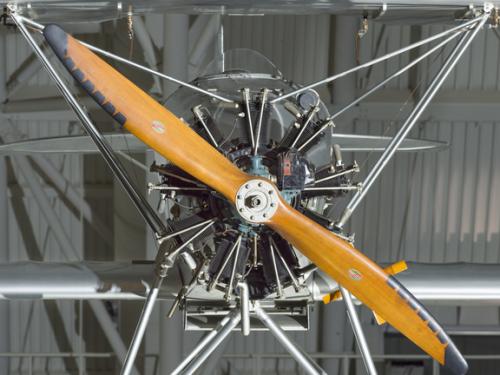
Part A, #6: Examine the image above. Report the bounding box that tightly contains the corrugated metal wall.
[224,15,331,84]
[342,119,500,264]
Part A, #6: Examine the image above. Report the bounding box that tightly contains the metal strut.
[9,9,168,238]
[271,15,485,104]
[171,303,329,375]
[297,30,463,152]
[341,287,377,375]
[337,11,489,228]
[16,15,235,104]
[254,303,327,375]
[121,219,215,375]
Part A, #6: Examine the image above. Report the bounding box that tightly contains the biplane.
[0,1,499,374]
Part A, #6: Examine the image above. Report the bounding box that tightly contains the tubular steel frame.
[6,6,490,375]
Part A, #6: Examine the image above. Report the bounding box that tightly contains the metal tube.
[269,241,284,297]
[170,312,235,375]
[208,235,242,290]
[164,220,215,265]
[270,238,301,291]
[313,163,360,185]
[290,105,319,148]
[303,185,361,192]
[340,287,377,375]
[253,88,269,156]
[121,278,162,375]
[297,31,461,153]
[225,236,242,300]
[252,234,258,267]
[337,14,488,228]
[0,29,9,375]
[116,151,149,172]
[163,218,215,241]
[271,15,484,104]
[242,88,255,148]
[84,34,234,103]
[297,120,333,152]
[254,304,327,375]
[327,31,461,122]
[148,185,210,192]
[167,260,206,318]
[11,12,168,238]
[237,282,251,336]
[193,105,219,147]
[181,310,241,375]
[217,15,225,73]
[123,219,213,374]
[17,15,234,104]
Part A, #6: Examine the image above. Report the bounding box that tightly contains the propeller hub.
[235,179,279,223]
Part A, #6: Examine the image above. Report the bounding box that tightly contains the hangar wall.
[0,12,498,375]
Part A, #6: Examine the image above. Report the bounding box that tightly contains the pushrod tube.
[271,15,484,104]
[337,13,489,228]
[10,11,168,237]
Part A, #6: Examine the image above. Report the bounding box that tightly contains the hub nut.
[235,179,279,223]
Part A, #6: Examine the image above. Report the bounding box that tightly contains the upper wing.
[43,24,467,374]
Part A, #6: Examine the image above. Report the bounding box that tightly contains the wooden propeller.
[44,24,467,374]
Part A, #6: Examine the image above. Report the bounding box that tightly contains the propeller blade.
[44,24,467,374]
[43,24,247,203]
[269,205,467,373]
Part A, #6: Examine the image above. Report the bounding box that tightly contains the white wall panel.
[339,119,500,264]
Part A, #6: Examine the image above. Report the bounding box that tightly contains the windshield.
[200,48,283,77]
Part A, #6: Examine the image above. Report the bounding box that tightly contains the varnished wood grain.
[65,34,248,203]
[269,199,448,364]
